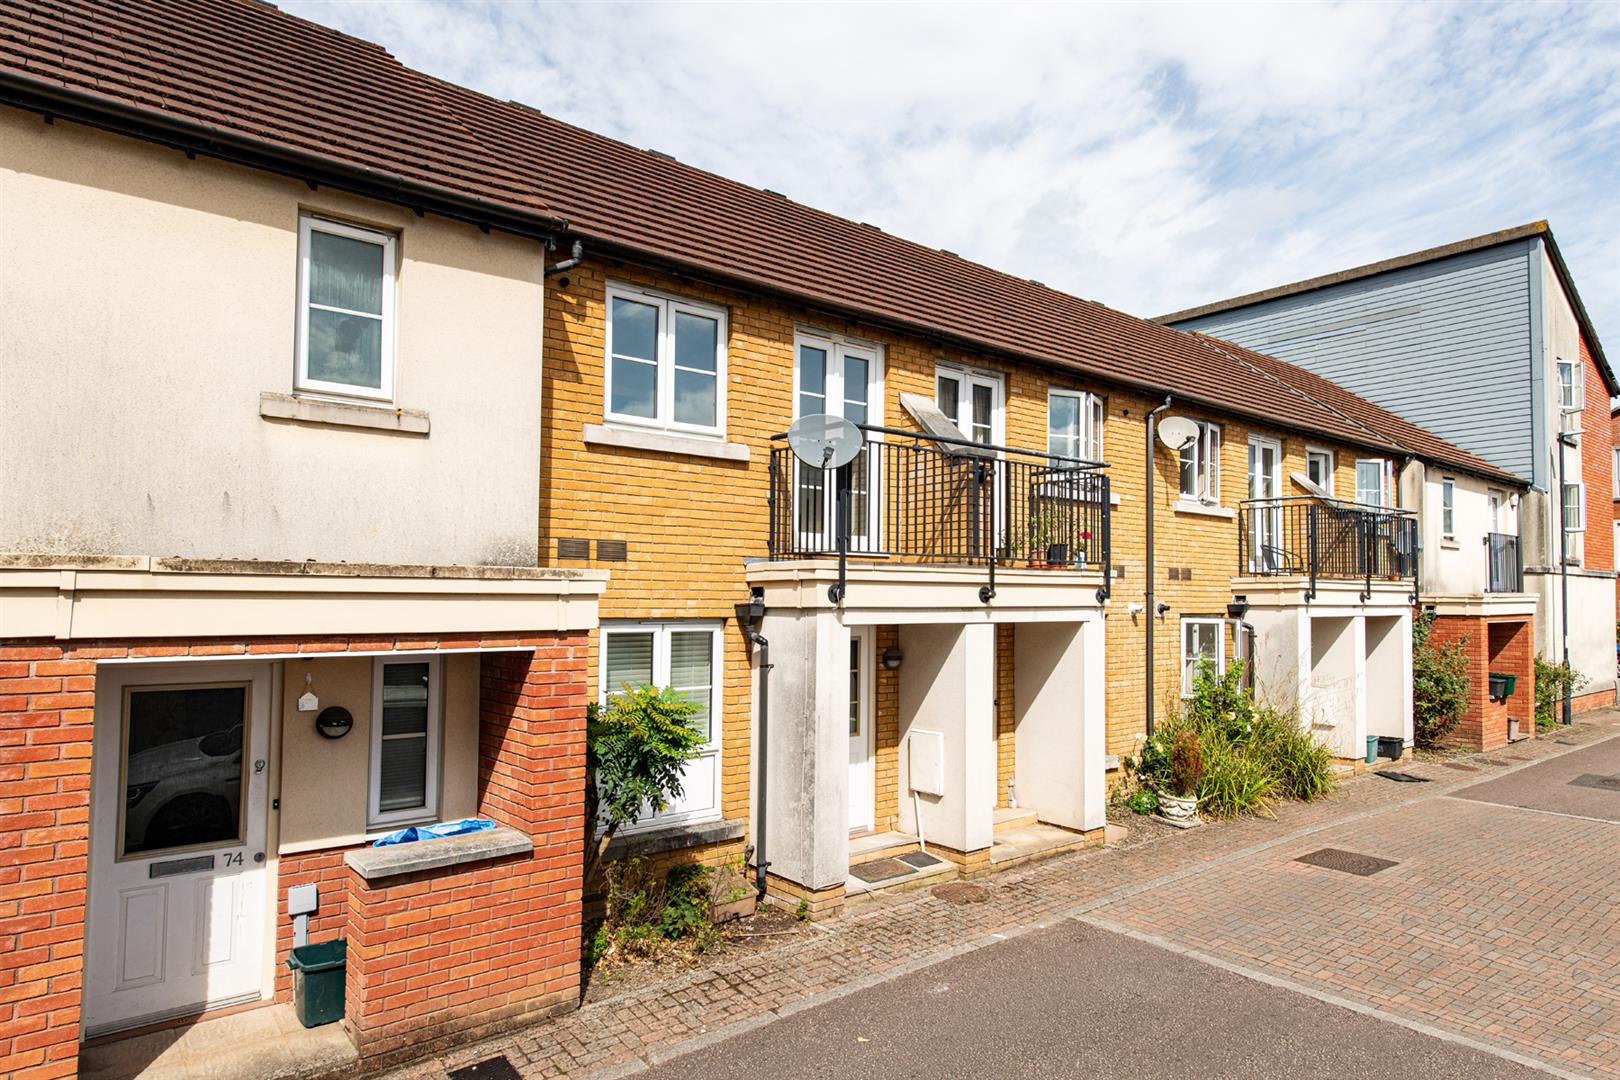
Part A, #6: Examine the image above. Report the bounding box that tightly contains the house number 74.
[222,853,243,867]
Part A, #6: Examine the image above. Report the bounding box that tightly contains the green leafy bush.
[1534,657,1588,731]
[1412,611,1470,748]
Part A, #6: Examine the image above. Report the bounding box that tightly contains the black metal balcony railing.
[1238,496,1418,601]
[768,424,1111,604]
[1486,532,1522,593]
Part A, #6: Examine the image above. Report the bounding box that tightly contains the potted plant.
[1158,728,1203,826]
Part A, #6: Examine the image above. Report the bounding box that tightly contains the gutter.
[0,70,568,241]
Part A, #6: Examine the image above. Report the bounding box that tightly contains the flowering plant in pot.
[1158,728,1204,824]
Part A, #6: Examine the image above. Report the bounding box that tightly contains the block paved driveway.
[393,714,1620,1080]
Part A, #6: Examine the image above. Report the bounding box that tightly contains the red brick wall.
[1428,615,1534,751]
[273,849,353,1001]
[1579,334,1613,573]
[0,630,587,1079]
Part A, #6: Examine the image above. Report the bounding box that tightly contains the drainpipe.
[1144,396,1172,737]
[1557,433,1573,726]
[545,239,583,276]
[734,596,772,897]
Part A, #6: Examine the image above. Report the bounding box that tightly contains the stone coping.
[345,825,534,881]
[604,818,746,862]
[0,552,606,583]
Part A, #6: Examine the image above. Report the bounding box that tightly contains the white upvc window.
[1356,458,1391,507]
[1181,618,1225,696]
[1305,447,1335,492]
[1177,421,1221,503]
[1487,489,1504,533]
[601,622,722,830]
[1611,447,1619,499]
[1047,388,1104,463]
[368,656,441,829]
[936,363,1004,447]
[296,216,397,401]
[1562,481,1586,565]
[1441,477,1456,537]
[604,283,728,435]
[1557,358,1584,413]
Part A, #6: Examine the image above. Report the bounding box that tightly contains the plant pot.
[1507,717,1522,742]
[1158,791,1199,824]
[711,896,756,925]
[1044,542,1069,566]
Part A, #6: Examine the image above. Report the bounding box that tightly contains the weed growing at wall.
[1534,656,1588,731]
[1412,611,1470,748]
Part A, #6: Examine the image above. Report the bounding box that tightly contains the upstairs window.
[1441,477,1455,537]
[1305,448,1334,492]
[1557,358,1584,413]
[1562,482,1585,564]
[1611,447,1619,499]
[1356,459,1390,507]
[1047,389,1104,463]
[937,365,1002,446]
[1178,421,1221,503]
[297,217,396,401]
[605,284,727,435]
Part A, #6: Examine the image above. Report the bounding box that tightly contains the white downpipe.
[906,731,928,855]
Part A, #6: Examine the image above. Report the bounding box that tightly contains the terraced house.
[0,1,1555,1077]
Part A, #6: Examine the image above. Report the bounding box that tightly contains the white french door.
[847,629,875,833]
[1248,435,1283,572]
[936,366,1003,448]
[795,333,879,550]
[86,663,271,1035]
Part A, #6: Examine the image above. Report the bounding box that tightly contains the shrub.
[1248,707,1335,802]
[1193,729,1279,819]
[1412,611,1470,748]
[591,856,719,967]
[1534,657,1588,731]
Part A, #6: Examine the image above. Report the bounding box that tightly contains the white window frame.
[1441,477,1456,538]
[1047,388,1104,463]
[935,362,1005,447]
[793,329,885,549]
[1562,481,1586,564]
[600,621,723,833]
[1305,447,1335,493]
[1557,358,1584,413]
[1487,489,1504,533]
[1178,421,1222,504]
[1356,458,1391,507]
[1180,617,1226,697]
[603,282,729,437]
[296,215,397,403]
[1611,448,1620,500]
[367,655,442,830]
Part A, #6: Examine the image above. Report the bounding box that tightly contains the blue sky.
[286,1,1620,342]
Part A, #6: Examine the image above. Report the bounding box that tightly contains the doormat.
[1569,774,1620,792]
[1374,769,1430,783]
[849,857,912,883]
[448,1056,522,1080]
[1295,848,1398,877]
[898,851,944,869]
[1439,762,1480,772]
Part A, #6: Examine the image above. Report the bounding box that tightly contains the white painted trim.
[603,281,729,437]
[935,361,1005,448]
[1046,386,1103,463]
[1304,445,1335,491]
[295,215,396,403]
[1179,616,1226,696]
[367,655,443,829]
[1172,499,1235,520]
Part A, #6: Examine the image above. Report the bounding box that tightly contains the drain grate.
[1569,774,1620,792]
[449,1056,522,1080]
[898,851,944,869]
[849,857,912,883]
[1295,848,1397,877]
[1374,769,1430,783]
[932,882,988,904]
[1439,762,1480,772]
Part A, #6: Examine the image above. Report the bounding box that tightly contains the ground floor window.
[1181,618,1225,695]
[369,656,441,828]
[602,621,722,829]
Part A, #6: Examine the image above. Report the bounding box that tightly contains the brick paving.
[383,712,1620,1080]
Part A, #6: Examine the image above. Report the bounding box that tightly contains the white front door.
[848,629,874,832]
[86,663,271,1035]
[1248,435,1283,571]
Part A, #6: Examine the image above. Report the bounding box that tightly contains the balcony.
[1486,532,1522,593]
[1238,496,1418,600]
[767,425,1110,603]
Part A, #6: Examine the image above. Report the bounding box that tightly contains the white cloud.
[285,0,1620,340]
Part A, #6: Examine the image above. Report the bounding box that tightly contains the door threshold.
[83,992,266,1045]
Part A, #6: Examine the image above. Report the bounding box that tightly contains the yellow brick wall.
[874,624,901,832]
[542,256,1387,842]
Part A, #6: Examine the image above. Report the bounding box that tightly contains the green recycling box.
[286,939,346,1028]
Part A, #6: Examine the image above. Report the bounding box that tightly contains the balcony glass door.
[1247,436,1282,572]
[795,335,876,551]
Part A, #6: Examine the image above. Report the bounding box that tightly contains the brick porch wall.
[1429,616,1534,751]
[0,631,587,1080]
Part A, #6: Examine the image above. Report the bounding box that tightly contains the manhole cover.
[932,883,988,904]
[898,851,944,869]
[1569,774,1620,792]
[849,857,912,883]
[1295,848,1397,877]
[1439,762,1480,772]
[449,1056,522,1080]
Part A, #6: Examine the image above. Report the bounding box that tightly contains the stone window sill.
[603,818,745,861]
[260,392,429,435]
[1173,499,1235,520]
[344,825,531,881]
[583,423,749,462]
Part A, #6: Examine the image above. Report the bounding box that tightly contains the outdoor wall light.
[1227,599,1250,620]
[316,706,353,740]
[882,646,904,670]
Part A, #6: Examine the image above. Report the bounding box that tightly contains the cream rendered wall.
[277,652,481,853]
[0,109,543,566]
[1422,468,1519,596]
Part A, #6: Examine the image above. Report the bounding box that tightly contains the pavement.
[388,711,1620,1080]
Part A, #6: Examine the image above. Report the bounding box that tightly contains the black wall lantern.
[315,705,353,739]
[882,645,904,670]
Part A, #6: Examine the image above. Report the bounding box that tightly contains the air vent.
[555,538,590,560]
[595,539,628,562]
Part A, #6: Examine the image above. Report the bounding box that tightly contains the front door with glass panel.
[1247,436,1282,572]
[847,629,874,833]
[795,335,876,550]
[86,664,271,1035]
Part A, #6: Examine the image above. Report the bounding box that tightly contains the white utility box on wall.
[908,729,945,796]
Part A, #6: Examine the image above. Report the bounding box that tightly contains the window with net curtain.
[298,217,395,400]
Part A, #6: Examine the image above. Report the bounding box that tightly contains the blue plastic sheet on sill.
[373,817,496,847]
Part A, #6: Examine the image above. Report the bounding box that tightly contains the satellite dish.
[1157,416,1201,451]
[787,413,864,470]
